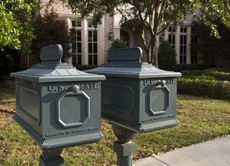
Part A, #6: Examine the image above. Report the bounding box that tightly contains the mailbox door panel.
[40,81,101,148]
[139,78,178,132]
[15,80,42,136]
[101,77,140,131]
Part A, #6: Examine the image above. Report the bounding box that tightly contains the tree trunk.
[151,35,158,67]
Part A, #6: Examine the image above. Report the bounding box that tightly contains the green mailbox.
[11,45,105,150]
[87,47,181,133]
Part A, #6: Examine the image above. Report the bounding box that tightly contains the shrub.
[110,39,127,48]
[176,64,215,71]
[75,65,98,71]
[158,41,176,71]
[181,69,230,81]
[178,78,230,100]
[32,9,70,63]
[182,75,215,80]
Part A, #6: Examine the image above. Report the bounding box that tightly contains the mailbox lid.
[11,45,105,82]
[87,47,181,79]
[11,67,105,83]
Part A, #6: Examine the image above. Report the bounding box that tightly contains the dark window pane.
[184,46,186,54]
[76,20,81,27]
[77,43,81,53]
[94,55,97,65]
[94,43,97,53]
[168,35,171,43]
[89,55,92,64]
[77,55,81,65]
[77,31,81,41]
[72,54,76,65]
[72,21,76,27]
[180,36,183,44]
[72,46,76,53]
[89,43,92,53]
[72,43,76,49]
[93,31,97,41]
[88,31,92,41]
[169,27,172,32]
[172,36,175,45]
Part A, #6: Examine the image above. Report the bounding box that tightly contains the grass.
[134,95,230,158]
[0,84,230,165]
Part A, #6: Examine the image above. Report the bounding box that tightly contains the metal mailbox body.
[11,45,105,150]
[87,48,181,133]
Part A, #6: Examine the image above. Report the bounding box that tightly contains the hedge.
[178,78,230,101]
[181,69,230,81]
[75,65,98,71]
[158,41,176,71]
[176,64,215,71]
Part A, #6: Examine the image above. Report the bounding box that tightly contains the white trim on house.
[58,13,107,65]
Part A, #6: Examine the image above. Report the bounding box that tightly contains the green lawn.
[0,84,230,165]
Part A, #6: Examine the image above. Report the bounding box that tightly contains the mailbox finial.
[107,47,142,66]
[40,44,63,63]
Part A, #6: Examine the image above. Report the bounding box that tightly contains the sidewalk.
[134,135,230,166]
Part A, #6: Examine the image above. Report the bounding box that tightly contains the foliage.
[1,94,230,165]
[198,0,230,37]
[67,0,230,66]
[178,68,230,100]
[75,65,98,71]
[191,21,230,66]
[176,64,215,71]
[181,68,230,81]
[32,10,70,62]
[110,39,128,48]
[178,79,230,100]
[158,41,176,71]
[0,0,38,53]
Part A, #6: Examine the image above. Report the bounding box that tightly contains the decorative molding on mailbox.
[17,86,41,124]
[102,83,135,114]
[148,80,170,115]
[57,85,90,128]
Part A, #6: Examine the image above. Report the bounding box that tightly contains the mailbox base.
[112,124,137,166]
[114,141,136,166]
[39,149,64,166]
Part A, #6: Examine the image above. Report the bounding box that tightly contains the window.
[66,17,100,65]
[88,19,97,65]
[180,27,187,33]
[70,20,82,65]
[191,29,198,64]
[180,27,187,64]
[168,26,176,48]
[168,34,176,48]
[88,30,97,65]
